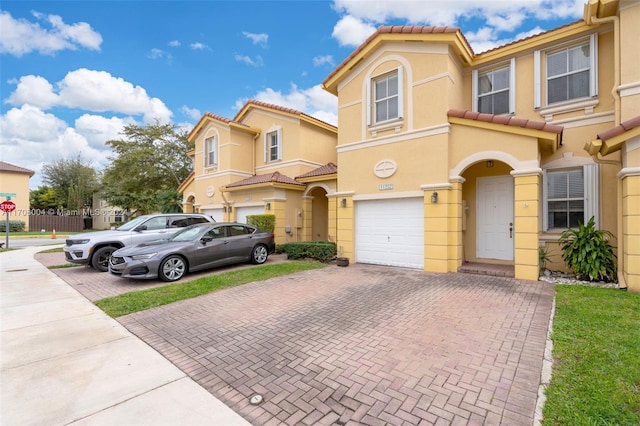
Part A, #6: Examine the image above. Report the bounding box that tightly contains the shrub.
[558,216,617,282]
[0,220,26,232]
[246,214,275,233]
[278,241,337,262]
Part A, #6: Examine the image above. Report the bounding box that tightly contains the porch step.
[458,262,515,278]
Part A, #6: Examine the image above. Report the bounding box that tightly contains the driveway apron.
[119,264,554,425]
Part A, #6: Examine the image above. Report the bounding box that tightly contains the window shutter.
[542,168,549,231]
[366,77,371,126]
[263,132,268,163]
[277,127,282,160]
[472,69,478,112]
[583,163,599,228]
[590,33,598,97]
[509,58,516,114]
[534,50,541,108]
[397,66,404,119]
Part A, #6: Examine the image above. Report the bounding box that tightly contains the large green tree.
[41,154,99,210]
[29,186,65,210]
[101,122,192,214]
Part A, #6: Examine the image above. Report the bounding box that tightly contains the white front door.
[477,176,514,260]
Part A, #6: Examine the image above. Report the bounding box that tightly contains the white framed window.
[367,67,404,126]
[534,34,597,108]
[264,126,282,162]
[473,59,515,115]
[543,164,599,231]
[204,136,217,167]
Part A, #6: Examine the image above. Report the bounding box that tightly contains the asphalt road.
[2,237,65,248]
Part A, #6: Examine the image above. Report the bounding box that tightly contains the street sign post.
[1,200,16,249]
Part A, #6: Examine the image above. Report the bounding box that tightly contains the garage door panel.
[236,206,264,224]
[355,198,424,269]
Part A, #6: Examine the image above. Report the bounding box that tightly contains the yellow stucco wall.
[622,175,640,292]
[0,171,32,231]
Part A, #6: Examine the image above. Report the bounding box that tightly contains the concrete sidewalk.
[0,245,250,425]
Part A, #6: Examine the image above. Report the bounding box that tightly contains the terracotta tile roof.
[0,161,35,176]
[234,99,337,131]
[447,109,564,134]
[477,19,583,55]
[324,25,466,86]
[597,115,640,141]
[203,111,232,123]
[296,163,338,179]
[225,171,305,188]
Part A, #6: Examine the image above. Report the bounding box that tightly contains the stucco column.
[301,196,313,241]
[327,197,337,244]
[334,194,353,260]
[423,183,459,273]
[621,170,640,292]
[270,200,286,243]
[512,171,541,280]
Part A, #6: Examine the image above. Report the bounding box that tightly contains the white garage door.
[236,206,265,224]
[202,208,224,222]
[355,198,424,269]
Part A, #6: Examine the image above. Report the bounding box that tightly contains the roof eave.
[222,182,306,192]
[448,116,561,152]
[324,32,473,95]
[296,173,338,183]
[586,127,640,156]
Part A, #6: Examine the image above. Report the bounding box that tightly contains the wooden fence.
[29,214,88,232]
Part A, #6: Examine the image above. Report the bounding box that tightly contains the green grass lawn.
[95,260,325,317]
[543,285,640,425]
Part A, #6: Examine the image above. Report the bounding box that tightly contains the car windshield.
[170,226,208,242]
[115,216,149,231]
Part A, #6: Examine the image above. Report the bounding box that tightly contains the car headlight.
[69,239,90,245]
[131,253,158,260]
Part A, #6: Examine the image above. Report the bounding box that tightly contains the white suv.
[63,213,215,272]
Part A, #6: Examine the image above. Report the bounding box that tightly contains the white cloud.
[0,105,115,187]
[330,0,585,52]
[148,48,172,62]
[168,40,181,47]
[242,31,269,46]
[0,10,102,56]
[332,15,377,47]
[5,68,172,123]
[180,106,202,121]
[236,83,338,126]
[190,42,209,50]
[234,54,264,67]
[313,55,335,67]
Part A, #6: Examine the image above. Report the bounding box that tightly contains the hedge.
[246,214,275,233]
[0,220,26,232]
[277,241,337,262]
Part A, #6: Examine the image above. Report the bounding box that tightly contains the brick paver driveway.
[118,263,554,425]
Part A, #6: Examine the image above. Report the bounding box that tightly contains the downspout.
[586,10,626,288]
[220,187,231,221]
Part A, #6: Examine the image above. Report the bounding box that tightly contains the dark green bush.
[278,241,337,262]
[246,214,275,233]
[559,216,617,282]
[0,220,26,232]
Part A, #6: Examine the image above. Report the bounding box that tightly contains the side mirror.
[134,225,148,232]
[200,235,213,244]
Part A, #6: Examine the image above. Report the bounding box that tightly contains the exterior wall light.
[431,192,438,203]
[265,202,271,210]
[341,198,347,208]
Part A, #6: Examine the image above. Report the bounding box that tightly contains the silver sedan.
[108,223,275,282]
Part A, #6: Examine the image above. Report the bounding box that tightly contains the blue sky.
[1,0,585,188]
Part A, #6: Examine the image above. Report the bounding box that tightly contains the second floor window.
[204,136,217,167]
[477,67,510,115]
[374,71,399,123]
[547,43,590,104]
[264,127,282,162]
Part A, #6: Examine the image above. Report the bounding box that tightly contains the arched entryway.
[308,186,329,240]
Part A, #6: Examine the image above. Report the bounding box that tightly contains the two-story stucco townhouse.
[0,161,34,231]
[178,100,338,243]
[321,0,640,291]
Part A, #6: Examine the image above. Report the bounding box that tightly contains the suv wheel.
[91,246,116,272]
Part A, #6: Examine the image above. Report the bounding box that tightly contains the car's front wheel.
[251,244,268,264]
[159,255,187,282]
[91,246,116,272]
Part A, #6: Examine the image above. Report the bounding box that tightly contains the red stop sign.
[0,201,16,213]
